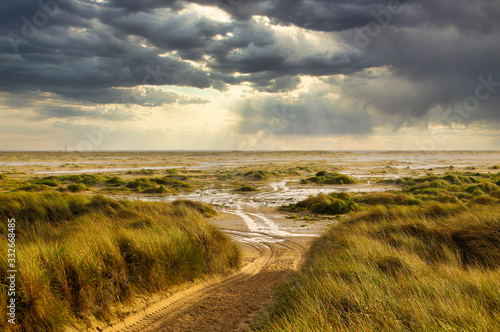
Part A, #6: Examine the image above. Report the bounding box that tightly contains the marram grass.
[253,203,500,332]
[0,192,240,331]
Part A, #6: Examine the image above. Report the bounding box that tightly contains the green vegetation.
[0,173,198,196]
[151,176,191,188]
[244,170,278,180]
[289,193,357,214]
[15,184,53,192]
[125,178,157,190]
[398,173,499,202]
[0,192,240,331]
[289,173,499,216]
[166,169,178,175]
[236,185,259,192]
[106,176,127,185]
[31,177,60,187]
[126,169,157,175]
[301,172,357,185]
[254,173,500,331]
[254,203,500,331]
[67,183,87,192]
[283,191,422,215]
[142,184,169,194]
[126,177,193,194]
[56,174,107,186]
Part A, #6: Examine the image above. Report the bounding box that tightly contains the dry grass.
[254,200,500,331]
[0,192,240,331]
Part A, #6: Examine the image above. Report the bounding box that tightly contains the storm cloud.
[0,0,499,143]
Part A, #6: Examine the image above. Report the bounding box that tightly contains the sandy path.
[103,231,308,332]
[102,181,312,332]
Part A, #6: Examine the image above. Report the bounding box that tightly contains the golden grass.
[0,192,240,331]
[253,203,500,331]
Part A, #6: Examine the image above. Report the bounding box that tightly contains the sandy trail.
[104,231,308,332]
[104,182,312,332]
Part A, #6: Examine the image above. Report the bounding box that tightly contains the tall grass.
[254,203,500,331]
[286,172,499,216]
[0,192,240,331]
[301,172,357,185]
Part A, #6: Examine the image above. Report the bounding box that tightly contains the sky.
[0,0,499,151]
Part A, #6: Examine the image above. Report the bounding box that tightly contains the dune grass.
[254,178,500,331]
[236,185,260,192]
[301,172,357,185]
[0,192,240,331]
[0,172,197,195]
[286,172,499,216]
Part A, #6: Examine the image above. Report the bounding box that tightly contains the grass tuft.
[0,192,240,331]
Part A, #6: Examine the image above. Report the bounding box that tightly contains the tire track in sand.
[104,181,312,332]
[103,231,307,332]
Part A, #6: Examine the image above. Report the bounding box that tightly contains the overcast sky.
[1,0,499,151]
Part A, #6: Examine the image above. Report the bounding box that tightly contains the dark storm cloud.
[0,0,228,102]
[106,0,184,13]
[100,10,234,61]
[209,0,406,31]
[209,0,500,125]
[331,18,500,125]
[0,0,499,128]
[0,48,215,97]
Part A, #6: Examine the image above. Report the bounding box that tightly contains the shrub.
[355,192,407,205]
[404,197,423,205]
[236,185,258,192]
[31,177,60,187]
[77,174,106,185]
[151,177,191,188]
[244,170,269,179]
[67,183,87,192]
[303,172,357,185]
[106,176,126,185]
[166,169,178,175]
[142,185,168,194]
[292,193,356,215]
[16,184,53,192]
[125,178,156,190]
